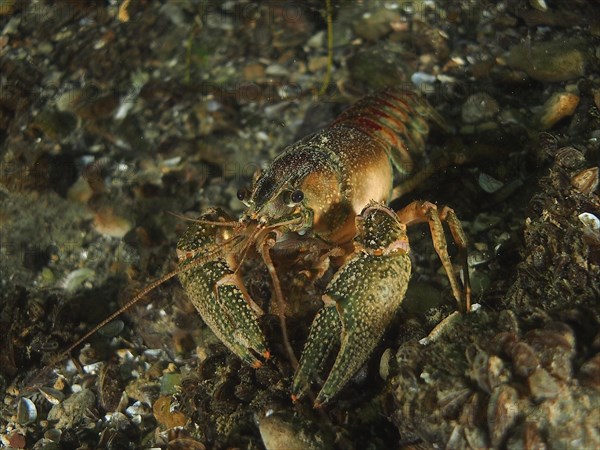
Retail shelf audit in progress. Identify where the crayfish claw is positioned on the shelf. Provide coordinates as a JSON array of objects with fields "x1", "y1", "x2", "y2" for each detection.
[
  {"x1": 293, "y1": 203, "x2": 412, "y2": 405},
  {"x1": 291, "y1": 305, "x2": 341, "y2": 402},
  {"x1": 177, "y1": 209, "x2": 270, "y2": 369}
]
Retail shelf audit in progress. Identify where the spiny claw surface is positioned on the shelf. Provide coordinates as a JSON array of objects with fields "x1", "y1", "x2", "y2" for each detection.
[
  {"x1": 292, "y1": 202, "x2": 412, "y2": 406},
  {"x1": 290, "y1": 305, "x2": 340, "y2": 400},
  {"x1": 177, "y1": 209, "x2": 269, "y2": 367}
]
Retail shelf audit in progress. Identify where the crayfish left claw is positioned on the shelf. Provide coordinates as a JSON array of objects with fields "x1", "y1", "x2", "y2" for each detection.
[
  {"x1": 292, "y1": 202, "x2": 412, "y2": 406},
  {"x1": 177, "y1": 209, "x2": 270, "y2": 368}
]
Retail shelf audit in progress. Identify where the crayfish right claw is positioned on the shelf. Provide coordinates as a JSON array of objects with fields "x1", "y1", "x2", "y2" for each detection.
[
  {"x1": 291, "y1": 305, "x2": 341, "y2": 402},
  {"x1": 292, "y1": 203, "x2": 412, "y2": 406}
]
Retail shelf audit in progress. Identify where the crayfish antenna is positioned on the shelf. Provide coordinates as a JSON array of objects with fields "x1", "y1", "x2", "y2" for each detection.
[
  {"x1": 49, "y1": 269, "x2": 180, "y2": 367},
  {"x1": 48, "y1": 241, "x2": 234, "y2": 369},
  {"x1": 167, "y1": 210, "x2": 242, "y2": 229}
]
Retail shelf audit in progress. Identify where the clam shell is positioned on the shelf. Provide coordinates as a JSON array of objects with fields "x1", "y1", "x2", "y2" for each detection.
[{"x1": 17, "y1": 397, "x2": 37, "y2": 425}]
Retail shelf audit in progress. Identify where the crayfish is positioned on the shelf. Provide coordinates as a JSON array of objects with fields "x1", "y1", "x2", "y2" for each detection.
[{"x1": 57, "y1": 87, "x2": 471, "y2": 407}]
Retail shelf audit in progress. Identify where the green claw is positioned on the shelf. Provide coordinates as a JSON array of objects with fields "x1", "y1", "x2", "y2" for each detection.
[
  {"x1": 292, "y1": 202, "x2": 412, "y2": 406},
  {"x1": 177, "y1": 209, "x2": 269, "y2": 367},
  {"x1": 291, "y1": 305, "x2": 341, "y2": 401}
]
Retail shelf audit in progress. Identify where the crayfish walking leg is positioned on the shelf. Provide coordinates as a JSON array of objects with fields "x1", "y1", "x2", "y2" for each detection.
[{"x1": 397, "y1": 200, "x2": 471, "y2": 313}]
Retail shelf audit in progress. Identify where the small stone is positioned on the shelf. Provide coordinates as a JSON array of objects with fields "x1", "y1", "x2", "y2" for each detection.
[
  {"x1": 243, "y1": 63, "x2": 265, "y2": 81},
  {"x1": 37, "y1": 42, "x2": 53, "y2": 55},
  {"x1": 61, "y1": 268, "x2": 95, "y2": 293},
  {"x1": 153, "y1": 396, "x2": 187, "y2": 429},
  {"x1": 48, "y1": 389, "x2": 95, "y2": 429},
  {"x1": 506, "y1": 38, "x2": 587, "y2": 82},
  {"x1": 93, "y1": 206, "x2": 132, "y2": 238},
  {"x1": 8, "y1": 433, "x2": 25, "y2": 449},
  {"x1": 265, "y1": 64, "x2": 289, "y2": 77},
  {"x1": 308, "y1": 55, "x2": 329, "y2": 73},
  {"x1": 529, "y1": 0, "x2": 548, "y2": 11},
  {"x1": 461, "y1": 93, "x2": 500, "y2": 124},
  {"x1": 353, "y1": 9, "x2": 402, "y2": 41},
  {"x1": 67, "y1": 176, "x2": 94, "y2": 203},
  {"x1": 347, "y1": 50, "x2": 408, "y2": 91},
  {"x1": 528, "y1": 367, "x2": 560, "y2": 401},
  {"x1": 478, "y1": 173, "x2": 504, "y2": 193},
  {"x1": 306, "y1": 30, "x2": 324, "y2": 48},
  {"x1": 536, "y1": 92, "x2": 580, "y2": 130},
  {"x1": 160, "y1": 373, "x2": 183, "y2": 395},
  {"x1": 571, "y1": 167, "x2": 599, "y2": 194}
]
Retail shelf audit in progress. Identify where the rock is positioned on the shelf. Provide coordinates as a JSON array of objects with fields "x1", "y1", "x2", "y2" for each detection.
[
  {"x1": 92, "y1": 206, "x2": 133, "y2": 238},
  {"x1": 243, "y1": 62, "x2": 265, "y2": 81},
  {"x1": 461, "y1": 93, "x2": 500, "y2": 124},
  {"x1": 308, "y1": 55, "x2": 329, "y2": 73},
  {"x1": 257, "y1": 410, "x2": 329, "y2": 450},
  {"x1": 265, "y1": 64, "x2": 289, "y2": 77},
  {"x1": 529, "y1": 0, "x2": 548, "y2": 11},
  {"x1": 506, "y1": 38, "x2": 587, "y2": 82},
  {"x1": 306, "y1": 30, "x2": 324, "y2": 48},
  {"x1": 153, "y1": 395, "x2": 187, "y2": 429},
  {"x1": 347, "y1": 49, "x2": 408, "y2": 91},
  {"x1": 536, "y1": 92, "x2": 580, "y2": 130},
  {"x1": 528, "y1": 367, "x2": 560, "y2": 401},
  {"x1": 353, "y1": 8, "x2": 402, "y2": 42},
  {"x1": 48, "y1": 389, "x2": 95, "y2": 429}
]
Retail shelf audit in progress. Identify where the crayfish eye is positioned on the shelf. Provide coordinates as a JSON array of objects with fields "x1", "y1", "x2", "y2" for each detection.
[
  {"x1": 237, "y1": 187, "x2": 250, "y2": 202},
  {"x1": 291, "y1": 189, "x2": 304, "y2": 203},
  {"x1": 284, "y1": 189, "x2": 304, "y2": 206}
]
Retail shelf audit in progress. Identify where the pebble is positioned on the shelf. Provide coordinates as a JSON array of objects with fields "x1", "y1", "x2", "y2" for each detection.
[
  {"x1": 478, "y1": 173, "x2": 504, "y2": 193},
  {"x1": 93, "y1": 207, "x2": 132, "y2": 238},
  {"x1": 353, "y1": 9, "x2": 402, "y2": 42},
  {"x1": 61, "y1": 268, "x2": 95, "y2": 293},
  {"x1": 506, "y1": 38, "x2": 587, "y2": 82},
  {"x1": 536, "y1": 92, "x2": 580, "y2": 130},
  {"x1": 529, "y1": 0, "x2": 548, "y2": 11},
  {"x1": 265, "y1": 64, "x2": 289, "y2": 77},
  {"x1": 347, "y1": 50, "x2": 407, "y2": 90},
  {"x1": 67, "y1": 176, "x2": 94, "y2": 203},
  {"x1": 48, "y1": 389, "x2": 96, "y2": 429},
  {"x1": 8, "y1": 433, "x2": 25, "y2": 449},
  {"x1": 461, "y1": 93, "x2": 500, "y2": 124},
  {"x1": 306, "y1": 30, "x2": 325, "y2": 48},
  {"x1": 243, "y1": 62, "x2": 265, "y2": 81},
  {"x1": 152, "y1": 396, "x2": 187, "y2": 428},
  {"x1": 308, "y1": 55, "x2": 329, "y2": 73},
  {"x1": 528, "y1": 368, "x2": 560, "y2": 401},
  {"x1": 411, "y1": 72, "x2": 437, "y2": 89}
]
